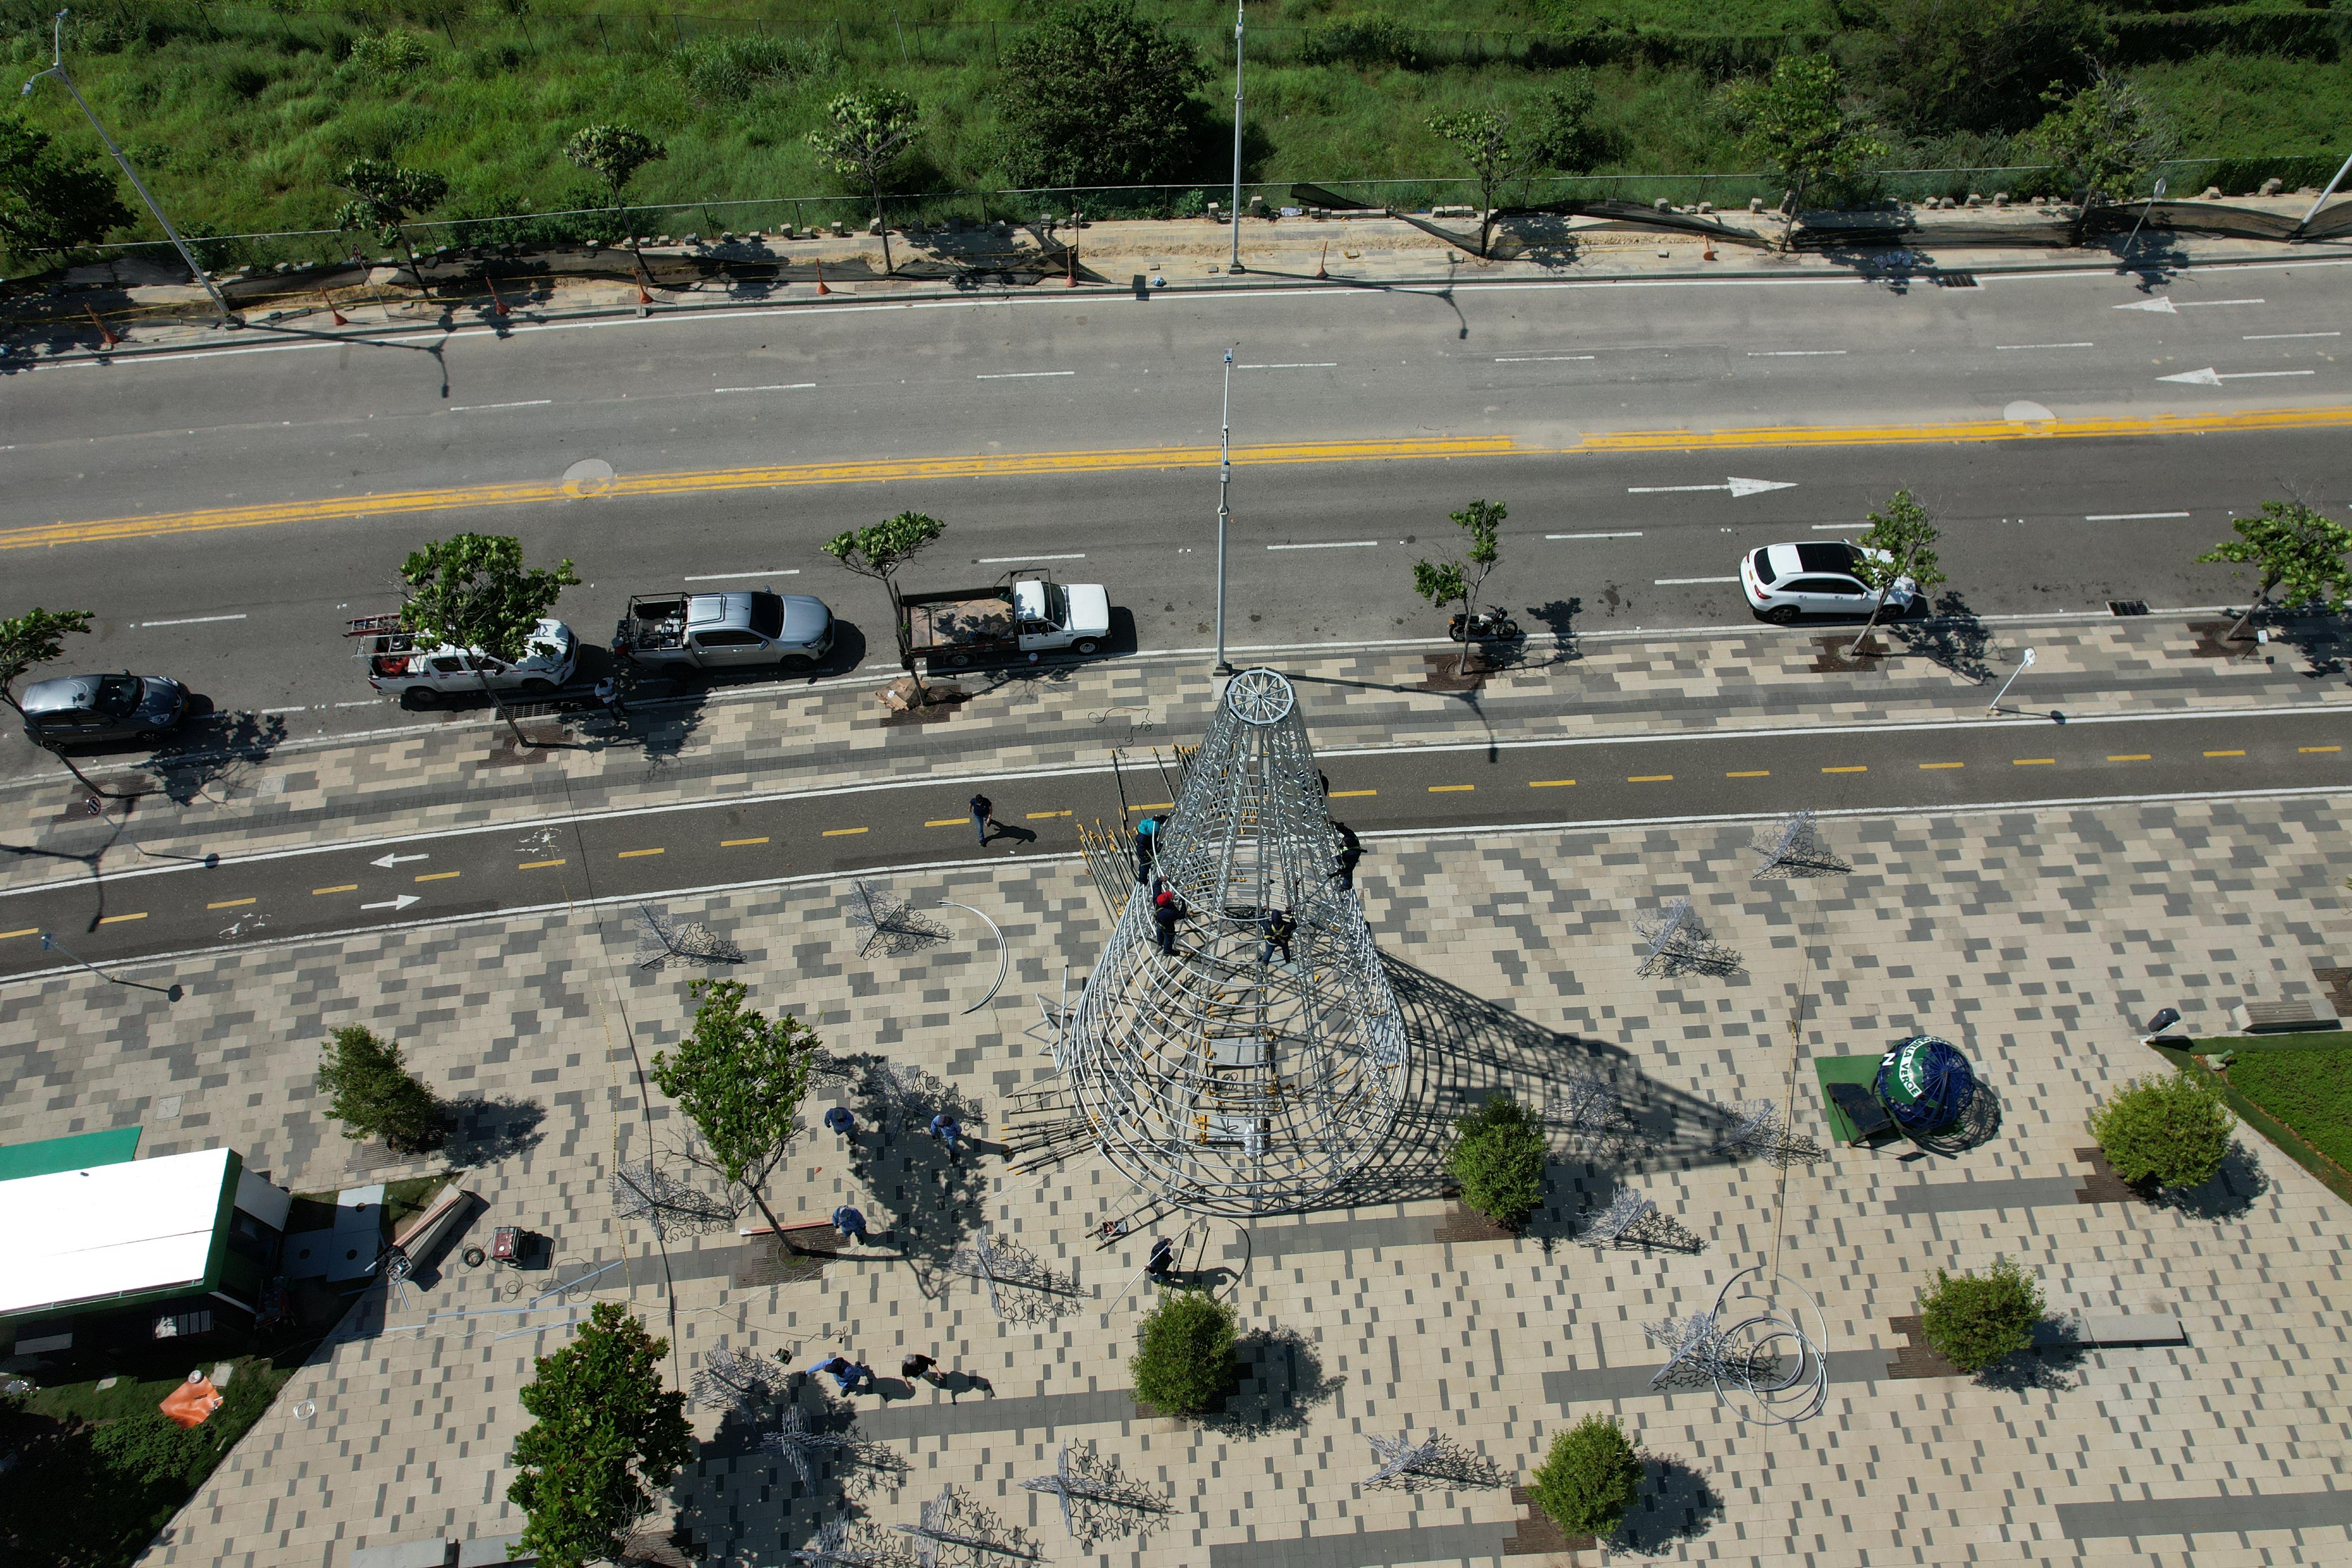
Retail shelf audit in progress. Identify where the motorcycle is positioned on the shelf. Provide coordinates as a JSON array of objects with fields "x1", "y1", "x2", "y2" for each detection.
[{"x1": 1447, "y1": 607, "x2": 1524, "y2": 643}]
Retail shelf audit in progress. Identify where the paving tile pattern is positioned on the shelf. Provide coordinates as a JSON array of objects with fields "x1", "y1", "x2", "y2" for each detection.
[{"x1": 3, "y1": 792, "x2": 2350, "y2": 1566}]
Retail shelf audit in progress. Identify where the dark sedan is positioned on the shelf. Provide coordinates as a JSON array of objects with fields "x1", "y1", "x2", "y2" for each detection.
[{"x1": 18, "y1": 673, "x2": 189, "y2": 748}]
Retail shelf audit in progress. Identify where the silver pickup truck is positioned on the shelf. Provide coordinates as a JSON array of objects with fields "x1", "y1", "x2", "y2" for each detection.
[{"x1": 612, "y1": 591, "x2": 835, "y2": 671}]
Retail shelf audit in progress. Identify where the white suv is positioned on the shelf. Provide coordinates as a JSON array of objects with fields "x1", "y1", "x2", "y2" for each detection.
[
  {"x1": 362, "y1": 618, "x2": 579, "y2": 705},
  {"x1": 1740, "y1": 541, "x2": 1920, "y2": 625}
]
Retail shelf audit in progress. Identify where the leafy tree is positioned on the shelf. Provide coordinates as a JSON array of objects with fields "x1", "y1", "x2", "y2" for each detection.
[
  {"x1": 0, "y1": 605, "x2": 128, "y2": 797},
  {"x1": 824, "y1": 510, "x2": 949, "y2": 699},
  {"x1": 507, "y1": 1301, "x2": 694, "y2": 1568},
  {"x1": 1527, "y1": 1414, "x2": 1644, "y2": 1539},
  {"x1": 396, "y1": 532, "x2": 579, "y2": 743},
  {"x1": 1413, "y1": 497, "x2": 1506, "y2": 675},
  {"x1": 2195, "y1": 500, "x2": 2352, "y2": 641},
  {"x1": 1445, "y1": 1088, "x2": 1547, "y2": 1229},
  {"x1": 1857, "y1": 0, "x2": 2104, "y2": 137},
  {"x1": 565, "y1": 123, "x2": 665, "y2": 277},
  {"x1": 1916, "y1": 1254, "x2": 2044, "y2": 1373},
  {"x1": 2090, "y1": 1071, "x2": 2235, "y2": 1189},
  {"x1": 2023, "y1": 67, "x2": 2172, "y2": 241},
  {"x1": 332, "y1": 158, "x2": 448, "y2": 292},
  {"x1": 1425, "y1": 83, "x2": 1602, "y2": 258},
  {"x1": 994, "y1": 0, "x2": 1210, "y2": 190},
  {"x1": 1129, "y1": 1289, "x2": 1235, "y2": 1418},
  {"x1": 808, "y1": 90, "x2": 922, "y2": 275},
  {"x1": 0, "y1": 110, "x2": 131, "y2": 261},
  {"x1": 317, "y1": 1024, "x2": 445, "y2": 1151},
  {"x1": 1847, "y1": 488, "x2": 1945, "y2": 653},
  {"x1": 648, "y1": 978, "x2": 816, "y2": 1237},
  {"x1": 1720, "y1": 54, "x2": 1888, "y2": 246}
]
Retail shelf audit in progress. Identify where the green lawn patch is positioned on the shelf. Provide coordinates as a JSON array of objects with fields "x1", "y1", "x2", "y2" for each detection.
[
  {"x1": 2146, "y1": 1037, "x2": 2352, "y2": 1206},
  {"x1": 2222, "y1": 1048, "x2": 2352, "y2": 1177}
]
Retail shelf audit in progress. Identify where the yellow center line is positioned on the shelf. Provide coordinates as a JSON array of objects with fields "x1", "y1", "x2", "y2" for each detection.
[
  {"x1": 313, "y1": 883, "x2": 358, "y2": 895},
  {"x1": 617, "y1": 847, "x2": 665, "y2": 859},
  {"x1": 1428, "y1": 784, "x2": 1475, "y2": 793},
  {"x1": 2204, "y1": 749, "x2": 2247, "y2": 758},
  {"x1": 925, "y1": 818, "x2": 967, "y2": 828},
  {"x1": 6, "y1": 435, "x2": 1516, "y2": 552},
  {"x1": 1822, "y1": 765, "x2": 1867, "y2": 774},
  {"x1": 1575, "y1": 402, "x2": 2352, "y2": 454},
  {"x1": 1724, "y1": 770, "x2": 1769, "y2": 778},
  {"x1": 1, "y1": 926, "x2": 38, "y2": 941},
  {"x1": 2107, "y1": 754, "x2": 2151, "y2": 763},
  {"x1": 206, "y1": 898, "x2": 256, "y2": 909},
  {"x1": 1918, "y1": 762, "x2": 1964, "y2": 770},
  {"x1": 1629, "y1": 774, "x2": 1675, "y2": 783},
  {"x1": 1328, "y1": 789, "x2": 1378, "y2": 799},
  {"x1": 1026, "y1": 809, "x2": 1073, "y2": 819},
  {"x1": 1528, "y1": 779, "x2": 1576, "y2": 788},
  {"x1": 2012, "y1": 758, "x2": 2056, "y2": 766},
  {"x1": 97, "y1": 912, "x2": 146, "y2": 925},
  {"x1": 823, "y1": 827, "x2": 868, "y2": 838},
  {"x1": 2300, "y1": 745, "x2": 2342, "y2": 754},
  {"x1": 518, "y1": 857, "x2": 566, "y2": 870},
  {"x1": 721, "y1": 837, "x2": 770, "y2": 847},
  {"x1": 1125, "y1": 802, "x2": 1176, "y2": 812},
  {"x1": 414, "y1": 870, "x2": 460, "y2": 882}
]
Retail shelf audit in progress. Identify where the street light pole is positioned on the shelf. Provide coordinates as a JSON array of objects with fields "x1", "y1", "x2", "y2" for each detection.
[
  {"x1": 22, "y1": 10, "x2": 238, "y2": 328},
  {"x1": 1214, "y1": 346, "x2": 1235, "y2": 677},
  {"x1": 40, "y1": 932, "x2": 183, "y2": 1002},
  {"x1": 1985, "y1": 646, "x2": 2038, "y2": 715},
  {"x1": 1227, "y1": 0, "x2": 1245, "y2": 275}
]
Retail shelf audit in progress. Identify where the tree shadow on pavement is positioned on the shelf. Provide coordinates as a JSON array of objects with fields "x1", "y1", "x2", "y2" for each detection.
[
  {"x1": 440, "y1": 1093, "x2": 547, "y2": 1163},
  {"x1": 1203, "y1": 1324, "x2": 1341, "y2": 1439},
  {"x1": 1520, "y1": 596, "x2": 1584, "y2": 669},
  {"x1": 1612, "y1": 1456, "x2": 1726, "y2": 1554},
  {"x1": 842, "y1": 1062, "x2": 987, "y2": 1303},
  {"x1": 145, "y1": 707, "x2": 290, "y2": 807},
  {"x1": 2158, "y1": 1140, "x2": 2267, "y2": 1222},
  {"x1": 1889, "y1": 591, "x2": 1992, "y2": 683}
]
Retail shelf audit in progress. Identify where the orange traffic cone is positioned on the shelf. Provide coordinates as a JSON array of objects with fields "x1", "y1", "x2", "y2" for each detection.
[
  {"x1": 1315, "y1": 240, "x2": 1330, "y2": 280},
  {"x1": 1703, "y1": 238, "x2": 1718, "y2": 262},
  {"x1": 321, "y1": 290, "x2": 348, "y2": 326},
  {"x1": 814, "y1": 258, "x2": 831, "y2": 295}
]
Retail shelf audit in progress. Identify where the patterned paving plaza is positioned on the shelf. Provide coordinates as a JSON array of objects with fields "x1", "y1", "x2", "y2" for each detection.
[{"x1": 2, "y1": 792, "x2": 2347, "y2": 1567}]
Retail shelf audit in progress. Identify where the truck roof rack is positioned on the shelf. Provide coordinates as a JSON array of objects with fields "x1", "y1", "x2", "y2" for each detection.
[{"x1": 345, "y1": 611, "x2": 404, "y2": 636}]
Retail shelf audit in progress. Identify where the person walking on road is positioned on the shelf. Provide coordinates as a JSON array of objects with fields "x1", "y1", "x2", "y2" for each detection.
[
  {"x1": 594, "y1": 675, "x2": 629, "y2": 724},
  {"x1": 1260, "y1": 908, "x2": 1296, "y2": 965},
  {"x1": 832, "y1": 1204, "x2": 870, "y2": 1245},
  {"x1": 929, "y1": 1112, "x2": 962, "y2": 1156},
  {"x1": 970, "y1": 792, "x2": 998, "y2": 846},
  {"x1": 823, "y1": 1105, "x2": 857, "y2": 1141},
  {"x1": 1152, "y1": 886, "x2": 1182, "y2": 956}
]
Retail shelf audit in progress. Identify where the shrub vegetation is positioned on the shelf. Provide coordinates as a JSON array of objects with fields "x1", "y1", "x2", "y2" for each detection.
[
  {"x1": 2089, "y1": 1069, "x2": 2235, "y2": 1189},
  {"x1": 1129, "y1": 1289, "x2": 1236, "y2": 1418},
  {"x1": 1527, "y1": 1414, "x2": 1644, "y2": 1539},
  {"x1": 1917, "y1": 1254, "x2": 2044, "y2": 1373},
  {"x1": 317, "y1": 1024, "x2": 445, "y2": 1152},
  {"x1": 1446, "y1": 1089, "x2": 1549, "y2": 1229}
]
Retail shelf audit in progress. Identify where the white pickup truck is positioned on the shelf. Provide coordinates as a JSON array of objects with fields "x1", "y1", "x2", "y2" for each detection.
[
  {"x1": 897, "y1": 574, "x2": 1112, "y2": 669},
  {"x1": 351, "y1": 616, "x2": 580, "y2": 706}
]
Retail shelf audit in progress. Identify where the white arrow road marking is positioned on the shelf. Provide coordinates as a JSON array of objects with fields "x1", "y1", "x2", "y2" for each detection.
[
  {"x1": 361, "y1": 894, "x2": 422, "y2": 912},
  {"x1": 369, "y1": 852, "x2": 430, "y2": 868},
  {"x1": 1627, "y1": 478, "x2": 1798, "y2": 497},
  {"x1": 2114, "y1": 297, "x2": 2265, "y2": 313},
  {"x1": 2156, "y1": 367, "x2": 2317, "y2": 384}
]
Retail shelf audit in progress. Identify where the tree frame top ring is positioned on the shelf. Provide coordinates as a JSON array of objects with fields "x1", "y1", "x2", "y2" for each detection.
[{"x1": 1223, "y1": 667, "x2": 1296, "y2": 727}]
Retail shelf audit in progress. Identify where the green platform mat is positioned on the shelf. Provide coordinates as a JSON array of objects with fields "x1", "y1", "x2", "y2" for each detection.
[
  {"x1": 1812, "y1": 1054, "x2": 1886, "y2": 1145},
  {"x1": 0, "y1": 1125, "x2": 141, "y2": 1181}
]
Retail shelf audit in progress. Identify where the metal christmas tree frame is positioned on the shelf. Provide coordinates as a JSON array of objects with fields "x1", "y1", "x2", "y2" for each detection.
[{"x1": 1062, "y1": 669, "x2": 1411, "y2": 1216}]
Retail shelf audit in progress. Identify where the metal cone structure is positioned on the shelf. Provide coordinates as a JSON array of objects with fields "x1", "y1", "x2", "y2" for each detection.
[{"x1": 1063, "y1": 668, "x2": 1409, "y2": 1214}]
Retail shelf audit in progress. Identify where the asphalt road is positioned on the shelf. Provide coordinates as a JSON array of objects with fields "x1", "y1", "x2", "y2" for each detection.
[
  {"x1": 5, "y1": 704, "x2": 2341, "y2": 981},
  {"x1": 4, "y1": 255, "x2": 2348, "y2": 764}
]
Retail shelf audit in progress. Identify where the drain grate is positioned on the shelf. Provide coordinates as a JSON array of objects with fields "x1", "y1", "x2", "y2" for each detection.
[
  {"x1": 1930, "y1": 271, "x2": 1979, "y2": 287},
  {"x1": 2108, "y1": 600, "x2": 2149, "y2": 616}
]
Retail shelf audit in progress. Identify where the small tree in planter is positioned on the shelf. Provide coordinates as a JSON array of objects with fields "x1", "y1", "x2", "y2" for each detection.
[
  {"x1": 1917, "y1": 1254, "x2": 2043, "y2": 1374},
  {"x1": 1528, "y1": 1414, "x2": 1644, "y2": 1540},
  {"x1": 2089, "y1": 1069, "x2": 2235, "y2": 1190},
  {"x1": 317, "y1": 1025, "x2": 445, "y2": 1152},
  {"x1": 1129, "y1": 1289, "x2": 1235, "y2": 1418},
  {"x1": 1445, "y1": 1088, "x2": 1548, "y2": 1230}
]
